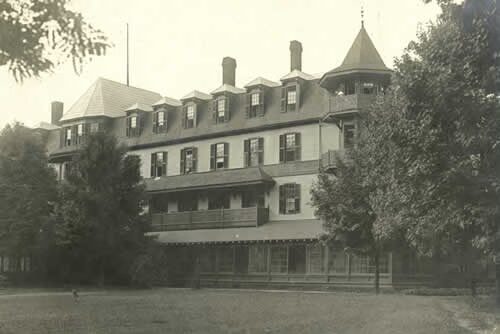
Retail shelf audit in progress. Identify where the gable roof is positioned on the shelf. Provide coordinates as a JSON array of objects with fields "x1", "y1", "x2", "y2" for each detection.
[
  {"x1": 280, "y1": 69, "x2": 315, "y2": 81},
  {"x1": 181, "y1": 90, "x2": 212, "y2": 101},
  {"x1": 153, "y1": 96, "x2": 182, "y2": 107},
  {"x1": 125, "y1": 102, "x2": 153, "y2": 112},
  {"x1": 244, "y1": 77, "x2": 281, "y2": 88},
  {"x1": 59, "y1": 78, "x2": 161, "y2": 122},
  {"x1": 211, "y1": 84, "x2": 246, "y2": 95}
]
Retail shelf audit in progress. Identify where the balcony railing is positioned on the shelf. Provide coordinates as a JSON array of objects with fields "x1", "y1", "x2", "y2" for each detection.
[
  {"x1": 321, "y1": 150, "x2": 347, "y2": 170},
  {"x1": 330, "y1": 94, "x2": 376, "y2": 115},
  {"x1": 151, "y1": 207, "x2": 269, "y2": 231}
]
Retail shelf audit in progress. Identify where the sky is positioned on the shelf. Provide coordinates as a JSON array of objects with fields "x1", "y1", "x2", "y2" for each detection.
[{"x1": 0, "y1": 0, "x2": 441, "y2": 128}]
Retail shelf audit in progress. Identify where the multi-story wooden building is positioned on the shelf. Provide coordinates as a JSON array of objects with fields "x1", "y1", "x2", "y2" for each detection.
[{"x1": 34, "y1": 25, "x2": 448, "y2": 289}]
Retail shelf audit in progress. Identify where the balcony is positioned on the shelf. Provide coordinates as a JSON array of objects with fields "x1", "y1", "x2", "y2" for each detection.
[
  {"x1": 151, "y1": 207, "x2": 269, "y2": 231},
  {"x1": 329, "y1": 94, "x2": 376, "y2": 116},
  {"x1": 321, "y1": 150, "x2": 347, "y2": 171}
]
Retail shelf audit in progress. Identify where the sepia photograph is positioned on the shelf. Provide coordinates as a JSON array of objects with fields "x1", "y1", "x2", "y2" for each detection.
[{"x1": 0, "y1": 0, "x2": 499, "y2": 333}]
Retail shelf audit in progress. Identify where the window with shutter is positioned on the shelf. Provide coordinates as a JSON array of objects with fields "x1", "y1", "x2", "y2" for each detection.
[
  {"x1": 153, "y1": 109, "x2": 167, "y2": 134},
  {"x1": 247, "y1": 89, "x2": 265, "y2": 118},
  {"x1": 183, "y1": 148, "x2": 195, "y2": 174},
  {"x1": 151, "y1": 152, "x2": 167, "y2": 177},
  {"x1": 245, "y1": 137, "x2": 263, "y2": 167},
  {"x1": 280, "y1": 133, "x2": 301, "y2": 162},
  {"x1": 126, "y1": 114, "x2": 141, "y2": 137},
  {"x1": 185, "y1": 104, "x2": 195, "y2": 128},
  {"x1": 64, "y1": 127, "x2": 72, "y2": 146},
  {"x1": 279, "y1": 183, "x2": 300, "y2": 214},
  {"x1": 212, "y1": 142, "x2": 228, "y2": 170},
  {"x1": 281, "y1": 84, "x2": 300, "y2": 112}
]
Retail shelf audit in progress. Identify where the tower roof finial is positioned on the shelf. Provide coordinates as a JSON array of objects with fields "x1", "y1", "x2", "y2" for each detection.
[{"x1": 361, "y1": 5, "x2": 364, "y2": 28}]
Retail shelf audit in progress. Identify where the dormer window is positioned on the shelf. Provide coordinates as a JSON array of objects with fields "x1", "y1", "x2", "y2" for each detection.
[
  {"x1": 251, "y1": 93, "x2": 260, "y2": 106},
  {"x1": 126, "y1": 114, "x2": 141, "y2": 137},
  {"x1": 245, "y1": 89, "x2": 265, "y2": 118},
  {"x1": 287, "y1": 88, "x2": 297, "y2": 105},
  {"x1": 280, "y1": 84, "x2": 301, "y2": 113},
  {"x1": 183, "y1": 104, "x2": 197, "y2": 129},
  {"x1": 212, "y1": 95, "x2": 230, "y2": 124},
  {"x1": 153, "y1": 109, "x2": 167, "y2": 134}
]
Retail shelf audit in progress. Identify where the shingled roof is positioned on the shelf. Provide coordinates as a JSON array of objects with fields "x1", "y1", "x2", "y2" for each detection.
[
  {"x1": 60, "y1": 78, "x2": 161, "y2": 122},
  {"x1": 321, "y1": 26, "x2": 391, "y2": 80},
  {"x1": 146, "y1": 167, "x2": 274, "y2": 193}
]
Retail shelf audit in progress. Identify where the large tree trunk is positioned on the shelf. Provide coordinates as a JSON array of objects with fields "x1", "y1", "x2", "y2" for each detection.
[{"x1": 374, "y1": 249, "x2": 380, "y2": 295}]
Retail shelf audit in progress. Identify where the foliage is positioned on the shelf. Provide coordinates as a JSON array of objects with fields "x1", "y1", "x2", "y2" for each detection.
[
  {"x1": 311, "y1": 150, "x2": 386, "y2": 293},
  {"x1": 0, "y1": 123, "x2": 57, "y2": 261},
  {"x1": 356, "y1": 1, "x2": 500, "y2": 259},
  {"x1": 0, "y1": 0, "x2": 110, "y2": 82},
  {"x1": 129, "y1": 242, "x2": 169, "y2": 288},
  {"x1": 54, "y1": 132, "x2": 150, "y2": 285}
]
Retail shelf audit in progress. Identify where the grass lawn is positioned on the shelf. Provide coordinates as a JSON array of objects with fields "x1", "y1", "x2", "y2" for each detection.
[{"x1": 0, "y1": 288, "x2": 497, "y2": 333}]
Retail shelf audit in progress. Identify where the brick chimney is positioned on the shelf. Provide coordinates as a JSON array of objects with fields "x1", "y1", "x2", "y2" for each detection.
[
  {"x1": 222, "y1": 57, "x2": 236, "y2": 86},
  {"x1": 51, "y1": 101, "x2": 63, "y2": 125},
  {"x1": 290, "y1": 40, "x2": 303, "y2": 71}
]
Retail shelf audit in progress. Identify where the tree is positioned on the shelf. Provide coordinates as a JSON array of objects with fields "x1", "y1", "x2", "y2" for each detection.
[
  {"x1": 0, "y1": 0, "x2": 110, "y2": 82},
  {"x1": 312, "y1": 0, "x2": 500, "y2": 292},
  {"x1": 54, "y1": 132, "x2": 150, "y2": 285},
  {"x1": 0, "y1": 123, "x2": 57, "y2": 274},
  {"x1": 311, "y1": 150, "x2": 387, "y2": 294},
  {"x1": 368, "y1": 0, "x2": 500, "y2": 256}
]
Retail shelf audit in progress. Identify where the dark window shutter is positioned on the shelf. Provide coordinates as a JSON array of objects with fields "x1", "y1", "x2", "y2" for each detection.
[
  {"x1": 295, "y1": 133, "x2": 301, "y2": 161},
  {"x1": 294, "y1": 183, "x2": 301, "y2": 213},
  {"x1": 279, "y1": 134, "x2": 285, "y2": 162},
  {"x1": 258, "y1": 90, "x2": 265, "y2": 116},
  {"x1": 151, "y1": 153, "x2": 156, "y2": 177},
  {"x1": 296, "y1": 83, "x2": 301, "y2": 110},
  {"x1": 72, "y1": 125, "x2": 78, "y2": 145},
  {"x1": 139, "y1": 114, "x2": 144, "y2": 135},
  {"x1": 211, "y1": 99, "x2": 217, "y2": 123},
  {"x1": 59, "y1": 129, "x2": 64, "y2": 148},
  {"x1": 153, "y1": 112, "x2": 158, "y2": 133},
  {"x1": 280, "y1": 87, "x2": 287, "y2": 112},
  {"x1": 258, "y1": 137, "x2": 264, "y2": 164},
  {"x1": 163, "y1": 152, "x2": 168, "y2": 176},
  {"x1": 182, "y1": 106, "x2": 187, "y2": 128},
  {"x1": 193, "y1": 104, "x2": 197, "y2": 127},
  {"x1": 224, "y1": 95, "x2": 230, "y2": 122},
  {"x1": 126, "y1": 117, "x2": 130, "y2": 136},
  {"x1": 243, "y1": 139, "x2": 250, "y2": 167},
  {"x1": 192, "y1": 147, "x2": 198, "y2": 172},
  {"x1": 223, "y1": 142, "x2": 229, "y2": 168},
  {"x1": 210, "y1": 144, "x2": 216, "y2": 170},
  {"x1": 84, "y1": 123, "x2": 90, "y2": 138},
  {"x1": 180, "y1": 149, "x2": 185, "y2": 174},
  {"x1": 279, "y1": 185, "x2": 285, "y2": 214},
  {"x1": 245, "y1": 93, "x2": 251, "y2": 118}
]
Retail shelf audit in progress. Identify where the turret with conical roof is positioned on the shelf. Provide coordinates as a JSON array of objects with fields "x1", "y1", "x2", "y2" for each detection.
[
  {"x1": 320, "y1": 25, "x2": 391, "y2": 92},
  {"x1": 320, "y1": 25, "x2": 391, "y2": 121}
]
